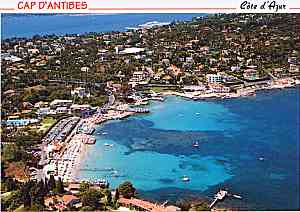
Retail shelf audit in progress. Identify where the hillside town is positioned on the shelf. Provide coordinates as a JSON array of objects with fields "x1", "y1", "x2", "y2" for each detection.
[{"x1": 1, "y1": 13, "x2": 300, "y2": 211}]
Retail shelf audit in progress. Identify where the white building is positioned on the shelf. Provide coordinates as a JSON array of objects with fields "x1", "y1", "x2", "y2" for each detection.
[
  {"x1": 50, "y1": 99, "x2": 73, "y2": 109},
  {"x1": 289, "y1": 64, "x2": 299, "y2": 73},
  {"x1": 186, "y1": 57, "x2": 194, "y2": 63},
  {"x1": 81, "y1": 67, "x2": 90, "y2": 72},
  {"x1": 37, "y1": 107, "x2": 51, "y2": 115},
  {"x1": 55, "y1": 107, "x2": 69, "y2": 114},
  {"x1": 120, "y1": 47, "x2": 145, "y2": 54},
  {"x1": 231, "y1": 66, "x2": 240, "y2": 72},
  {"x1": 71, "y1": 87, "x2": 90, "y2": 98},
  {"x1": 206, "y1": 74, "x2": 222, "y2": 83},
  {"x1": 131, "y1": 71, "x2": 146, "y2": 82}
]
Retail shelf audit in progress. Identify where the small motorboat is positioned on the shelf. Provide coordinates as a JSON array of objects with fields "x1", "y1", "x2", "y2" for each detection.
[
  {"x1": 193, "y1": 142, "x2": 199, "y2": 148},
  {"x1": 181, "y1": 175, "x2": 190, "y2": 182},
  {"x1": 196, "y1": 112, "x2": 200, "y2": 115},
  {"x1": 233, "y1": 194, "x2": 242, "y2": 199},
  {"x1": 104, "y1": 143, "x2": 114, "y2": 147},
  {"x1": 258, "y1": 157, "x2": 264, "y2": 161},
  {"x1": 102, "y1": 132, "x2": 108, "y2": 135}
]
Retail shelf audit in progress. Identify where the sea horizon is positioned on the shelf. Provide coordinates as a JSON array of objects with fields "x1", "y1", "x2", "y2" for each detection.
[{"x1": 1, "y1": 13, "x2": 205, "y2": 39}]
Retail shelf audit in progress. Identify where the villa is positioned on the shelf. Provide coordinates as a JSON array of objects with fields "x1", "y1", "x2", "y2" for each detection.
[
  {"x1": 243, "y1": 69, "x2": 259, "y2": 81},
  {"x1": 71, "y1": 87, "x2": 90, "y2": 99},
  {"x1": 44, "y1": 195, "x2": 81, "y2": 210},
  {"x1": 206, "y1": 73, "x2": 222, "y2": 83},
  {"x1": 131, "y1": 71, "x2": 147, "y2": 82}
]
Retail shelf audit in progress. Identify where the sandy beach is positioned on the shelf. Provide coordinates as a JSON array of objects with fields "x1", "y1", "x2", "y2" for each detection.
[
  {"x1": 54, "y1": 105, "x2": 140, "y2": 182},
  {"x1": 71, "y1": 141, "x2": 88, "y2": 182}
]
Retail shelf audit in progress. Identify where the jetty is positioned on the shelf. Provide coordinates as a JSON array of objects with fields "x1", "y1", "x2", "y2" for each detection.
[
  {"x1": 209, "y1": 189, "x2": 242, "y2": 209},
  {"x1": 209, "y1": 190, "x2": 228, "y2": 209},
  {"x1": 127, "y1": 108, "x2": 150, "y2": 113}
]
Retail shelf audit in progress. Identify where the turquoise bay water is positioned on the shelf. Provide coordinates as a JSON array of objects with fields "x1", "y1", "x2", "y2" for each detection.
[
  {"x1": 79, "y1": 88, "x2": 299, "y2": 210},
  {"x1": 80, "y1": 140, "x2": 232, "y2": 191}
]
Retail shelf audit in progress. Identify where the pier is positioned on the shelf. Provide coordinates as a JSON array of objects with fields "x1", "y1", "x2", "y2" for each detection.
[
  {"x1": 209, "y1": 189, "x2": 242, "y2": 209},
  {"x1": 209, "y1": 190, "x2": 228, "y2": 209},
  {"x1": 127, "y1": 108, "x2": 150, "y2": 113}
]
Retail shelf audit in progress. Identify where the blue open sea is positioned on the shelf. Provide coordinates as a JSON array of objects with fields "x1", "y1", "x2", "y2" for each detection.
[
  {"x1": 1, "y1": 13, "x2": 201, "y2": 39},
  {"x1": 79, "y1": 88, "x2": 300, "y2": 210}
]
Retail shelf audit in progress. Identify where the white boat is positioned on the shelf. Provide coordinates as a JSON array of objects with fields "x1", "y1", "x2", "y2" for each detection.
[
  {"x1": 233, "y1": 194, "x2": 242, "y2": 199},
  {"x1": 193, "y1": 142, "x2": 199, "y2": 147},
  {"x1": 102, "y1": 132, "x2": 108, "y2": 135},
  {"x1": 181, "y1": 176, "x2": 190, "y2": 182},
  {"x1": 104, "y1": 143, "x2": 114, "y2": 147},
  {"x1": 196, "y1": 112, "x2": 201, "y2": 115}
]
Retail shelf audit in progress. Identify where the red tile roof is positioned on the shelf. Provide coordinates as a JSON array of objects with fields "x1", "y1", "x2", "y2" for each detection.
[{"x1": 62, "y1": 194, "x2": 79, "y2": 205}]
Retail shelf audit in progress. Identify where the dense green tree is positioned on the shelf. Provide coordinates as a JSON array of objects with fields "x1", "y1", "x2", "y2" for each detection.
[
  {"x1": 2, "y1": 145, "x2": 18, "y2": 162},
  {"x1": 55, "y1": 177, "x2": 64, "y2": 194},
  {"x1": 80, "y1": 189, "x2": 103, "y2": 209},
  {"x1": 80, "y1": 206, "x2": 94, "y2": 211},
  {"x1": 114, "y1": 188, "x2": 119, "y2": 201},
  {"x1": 194, "y1": 202, "x2": 210, "y2": 211},
  {"x1": 44, "y1": 177, "x2": 49, "y2": 193},
  {"x1": 106, "y1": 190, "x2": 112, "y2": 205},
  {"x1": 21, "y1": 182, "x2": 32, "y2": 208},
  {"x1": 1, "y1": 161, "x2": 6, "y2": 179},
  {"x1": 31, "y1": 180, "x2": 46, "y2": 210},
  {"x1": 118, "y1": 181, "x2": 136, "y2": 199},
  {"x1": 176, "y1": 199, "x2": 191, "y2": 211},
  {"x1": 5, "y1": 177, "x2": 17, "y2": 191},
  {"x1": 79, "y1": 181, "x2": 90, "y2": 193},
  {"x1": 2, "y1": 190, "x2": 22, "y2": 211},
  {"x1": 48, "y1": 175, "x2": 56, "y2": 191}
]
